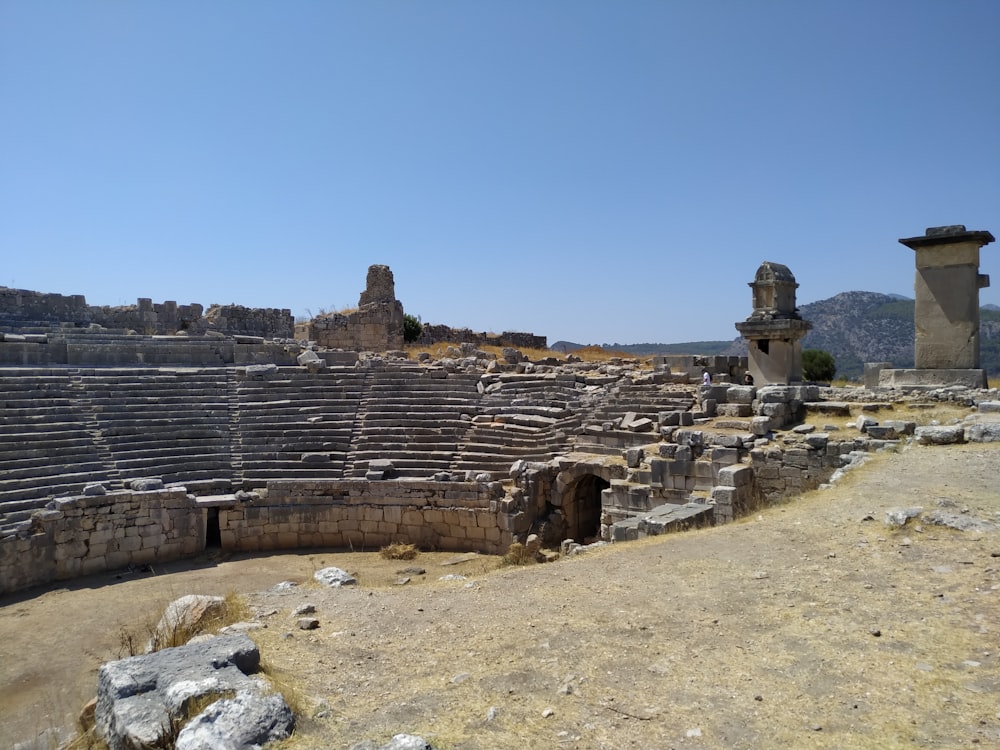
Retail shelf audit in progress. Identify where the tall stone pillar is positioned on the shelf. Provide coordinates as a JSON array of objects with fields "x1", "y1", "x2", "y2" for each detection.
[
  {"x1": 735, "y1": 262, "x2": 812, "y2": 385},
  {"x1": 898, "y1": 225, "x2": 994, "y2": 370}
]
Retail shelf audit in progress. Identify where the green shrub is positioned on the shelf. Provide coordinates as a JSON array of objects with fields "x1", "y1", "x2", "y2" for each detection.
[
  {"x1": 403, "y1": 314, "x2": 423, "y2": 343},
  {"x1": 802, "y1": 349, "x2": 836, "y2": 382}
]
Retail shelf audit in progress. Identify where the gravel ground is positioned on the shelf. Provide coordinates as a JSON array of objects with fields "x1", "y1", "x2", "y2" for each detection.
[{"x1": 2, "y1": 440, "x2": 999, "y2": 750}]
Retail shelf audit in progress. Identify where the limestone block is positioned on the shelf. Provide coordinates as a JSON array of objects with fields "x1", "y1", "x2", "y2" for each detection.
[
  {"x1": 759, "y1": 403, "x2": 788, "y2": 418},
  {"x1": 881, "y1": 420, "x2": 916, "y2": 435},
  {"x1": 968, "y1": 423, "x2": 1000, "y2": 442},
  {"x1": 726, "y1": 385, "x2": 756, "y2": 404},
  {"x1": 716, "y1": 403, "x2": 753, "y2": 418},
  {"x1": 711, "y1": 486, "x2": 738, "y2": 504},
  {"x1": 718, "y1": 465, "x2": 754, "y2": 487},
  {"x1": 757, "y1": 386, "x2": 792, "y2": 403},
  {"x1": 659, "y1": 411, "x2": 681, "y2": 426},
  {"x1": 915, "y1": 425, "x2": 965, "y2": 445}
]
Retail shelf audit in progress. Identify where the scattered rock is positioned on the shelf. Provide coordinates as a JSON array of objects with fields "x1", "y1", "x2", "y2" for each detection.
[
  {"x1": 884, "y1": 507, "x2": 922, "y2": 528},
  {"x1": 95, "y1": 634, "x2": 292, "y2": 750},
  {"x1": 129, "y1": 477, "x2": 164, "y2": 491},
  {"x1": 922, "y1": 511, "x2": 997, "y2": 532},
  {"x1": 147, "y1": 594, "x2": 225, "y2": 652},
  {"x1": 313, "y1": 567, "x2": 358, "y2": 587},
  {"x1": 915, "y1": 425, "x2": 965, "y2": 445},
  {"x1": 175, "y1": 691, "x2": 294, "y2": 750},
  {"x1": 297, "y1": 617, "x2": 320, "y2": 630}
]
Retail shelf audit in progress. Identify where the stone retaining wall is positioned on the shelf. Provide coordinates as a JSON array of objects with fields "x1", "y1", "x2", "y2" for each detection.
[
  {"x1": 221, "y1": 479, "x2": 514, "y2": 555},
  {"x1": 416, "y1": 324, "x2": 546, "y2": 351},
  {"x1": 0, "y1": 285, "x2": 293, "y2": 338},
  {"x1": 0, "y1": 480, "x2": 520, "y2": 594},
  {"x1": 0, "y1": 488, "x2": 204, "y2": 594}
]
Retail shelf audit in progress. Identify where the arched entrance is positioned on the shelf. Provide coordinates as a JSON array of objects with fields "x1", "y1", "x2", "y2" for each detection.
[{"x1": 563, "y1": 473, "x2": 609, "y2": 543}]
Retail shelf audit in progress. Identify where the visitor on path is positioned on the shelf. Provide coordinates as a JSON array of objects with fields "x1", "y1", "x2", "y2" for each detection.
[
  {"x1": 702, "y1": 370, "x2": 711, "y2": 386},
  {"x1": 743, "y1": 371, "x2": 754, "y2": 385}
]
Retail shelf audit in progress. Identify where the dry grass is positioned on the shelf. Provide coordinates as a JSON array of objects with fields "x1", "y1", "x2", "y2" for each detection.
[
  {"x1": 379, "y1": 543, "x2": 419, "y2": 561},
  {"x1": 115, "y1": 590, "x2": 251, "y2": 657},
  {"x1": 500, "y1": 541, "x2": 535, "y2": 566},
  {"x1": 402, "y1": 341, "x2": 651, "y2": 367}
]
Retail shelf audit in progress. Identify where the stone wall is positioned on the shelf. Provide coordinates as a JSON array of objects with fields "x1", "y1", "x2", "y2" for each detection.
[
  {"x1": 308, "y1": 303, "x2": 404, "y2": 351},
  {"x1": 220, "y1": 479, "x2": 513, "y2": 555},
  {"x1": 0, "y1": 488, "x2": 204, "y2": 595},
  {"x1": 0, "y1": 479, "x2": 520, "y2": 595},
  {"x1": 0, "y1": 333, "x2": 300, "y2": 366},
  {"x1": 416, "y1": 324, "x2": 547, "y2": 351},
  {"x1": 0, "y1": 286, "x2": 90, "y2": 323},
  {"x1": 0, "y1": 286, "x2": 293, "y2": 338},
  {"x1": 202, "y1": 304, "x2": 294, "y2": 338}
]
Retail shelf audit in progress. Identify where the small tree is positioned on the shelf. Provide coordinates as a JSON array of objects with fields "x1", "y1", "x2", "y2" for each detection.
[
  {"x1": 802, "y1": 349, "x2": 836, "y2": 382},
  {"x1": 403, "y1": 314, "x2": 423, "y2": 344}
]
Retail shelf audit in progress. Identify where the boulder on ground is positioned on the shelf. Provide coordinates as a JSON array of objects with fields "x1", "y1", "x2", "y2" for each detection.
[
  {"x1": 914, "y1": 425, "x2": 965, "y2": 445},
  {"x1": 96, "y1": 634, "x2": 292, "y2": 750},
  {"x1": 313, "y1": 567, "x2": 358, "y2": 587},
  {"x1": 147, "y1": 594, "x2": 225, "y2": 652}
]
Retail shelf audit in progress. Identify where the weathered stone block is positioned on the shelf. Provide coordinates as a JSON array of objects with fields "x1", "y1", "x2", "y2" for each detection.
[{"x1": 915, "y1": 425, "x2": 965, "y2": 445}]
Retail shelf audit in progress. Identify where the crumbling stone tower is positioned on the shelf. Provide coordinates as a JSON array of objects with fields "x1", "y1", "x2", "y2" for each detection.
[
  {"x1": 307, "y1": 265, "x2": 405, "y2": 351},
  {"x1": 735, "y1": 262, "x2": 812, "y2": 385},
  {"x1": 899, "y1": 225, "x2": 995, "y2": 371}
]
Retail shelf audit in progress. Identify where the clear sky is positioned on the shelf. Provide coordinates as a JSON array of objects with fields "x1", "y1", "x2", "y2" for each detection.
[{"x1": 2, "y1": 1, "x2": 998, "y2": 346}]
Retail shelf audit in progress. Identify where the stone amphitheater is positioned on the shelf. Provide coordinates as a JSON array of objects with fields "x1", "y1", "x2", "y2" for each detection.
[{"x1": 2, "y1": 262, "x2": 998, "y2": 597}]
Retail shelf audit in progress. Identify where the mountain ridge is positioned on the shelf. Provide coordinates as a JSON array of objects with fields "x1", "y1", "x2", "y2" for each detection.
[{"x1": 555, "y1": 291, "x2": 1000, "y2": 380}]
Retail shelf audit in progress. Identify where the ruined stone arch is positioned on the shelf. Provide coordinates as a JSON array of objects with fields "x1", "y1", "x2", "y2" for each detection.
[{"x1": 552, "y1": 462, "x2": 624, "y2": 544}]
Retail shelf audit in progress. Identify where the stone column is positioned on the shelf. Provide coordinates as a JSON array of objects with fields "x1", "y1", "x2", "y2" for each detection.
[{"x1": 898, "y1": 225, "x2": 994, "y2": 370}]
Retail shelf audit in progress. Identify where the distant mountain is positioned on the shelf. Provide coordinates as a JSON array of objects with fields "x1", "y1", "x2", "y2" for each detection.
[
  {"x1": 601, "y1": 341, "x2": 737, "y2": 357},
  {"x1": 798, "y1": 291, "x2": 917, "y2": 379},
  {"x1": 566, "y1": 291, "x2": 1000, "y2": 381}
]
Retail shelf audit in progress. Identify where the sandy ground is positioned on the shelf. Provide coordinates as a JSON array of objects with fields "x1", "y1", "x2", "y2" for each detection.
[{"x1": 2, "y1": 441, "x2": 999, "y2": 749}]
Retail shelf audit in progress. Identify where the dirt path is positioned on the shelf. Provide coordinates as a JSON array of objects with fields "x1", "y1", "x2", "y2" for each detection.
[{"x1": 2, "y1": 442, "x2": 999, "y2": 749}]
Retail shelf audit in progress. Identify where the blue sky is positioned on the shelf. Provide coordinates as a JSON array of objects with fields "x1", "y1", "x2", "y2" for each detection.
[{"x1": 2, "y1": 1, "x2": 998, "y2": 346}]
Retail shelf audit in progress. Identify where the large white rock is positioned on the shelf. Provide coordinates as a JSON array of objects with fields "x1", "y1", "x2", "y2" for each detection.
[{"x1": 313, "y1": 567, "x2": 358, "y2": 587}]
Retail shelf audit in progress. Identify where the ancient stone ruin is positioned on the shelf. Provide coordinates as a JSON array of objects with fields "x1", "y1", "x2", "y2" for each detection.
[
  {"x1": 300, "y1": 264, "x2": 406, "y2": 351},
  {"x1": 1, "y1": 246, "x2": 999, "y2": 597},
  {"x1": 735, "y1": 261, "x2": 812, "y2": 385},
  {"x1": 876, "y1": 225, "x2": 996, "y2": 389}
]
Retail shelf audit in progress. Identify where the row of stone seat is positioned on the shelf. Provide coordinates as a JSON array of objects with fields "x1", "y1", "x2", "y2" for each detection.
[
  {"x1": 74, "y1": 368, "x2": 234, "y2": 487},
  {"x1": 1, "y1": 364, "x2": 686, "y2": 527},
  {"x1": 453, "y1": 373, "x2": 586, "y2": 476},
  {"x1": 347, "y1": 368, "x2": 482, "y2": 478},
  {"x1": 0, "y1": 371, "x2": 115, "y2": 520},
  {"x1": 234, "y1": 368, "x2": 365, "y2": 486}
]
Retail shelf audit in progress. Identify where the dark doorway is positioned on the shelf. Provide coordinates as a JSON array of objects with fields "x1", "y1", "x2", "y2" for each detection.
[
  {"x1": 205, "y1": 507, "x2": 221, "y2": 548},
  {"x1": 565, "y1": 474, "x2": 609, "y2": 543}
]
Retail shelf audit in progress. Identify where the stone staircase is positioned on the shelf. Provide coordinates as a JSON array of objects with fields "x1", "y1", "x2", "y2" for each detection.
[
  {"x1": 454, "y1": 373, "x2": 584, "y2": 477},
  {"x1": 346, "y1": 366, "x2": 481, "y2": 478},
  {"x1": 575, "y1": 382, "x2": 696, "y2": 455},
  {"x1": 78, "y1": 368, "x2": 234, "y2": 486},
  {"x1": 0, "y1": 369, "x2": 114, "y2": 534},
  {"x1": 235, "y1": 366, "x2": 364, "y2": 486}
]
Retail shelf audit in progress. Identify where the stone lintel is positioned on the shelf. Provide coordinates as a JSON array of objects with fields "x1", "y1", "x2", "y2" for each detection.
[
  {"x1": 735, "y1": 318, "x2": 812, "y2": 340},
  {"x1": 899, "y1": 225, "x2": 995, "y2": 251}
]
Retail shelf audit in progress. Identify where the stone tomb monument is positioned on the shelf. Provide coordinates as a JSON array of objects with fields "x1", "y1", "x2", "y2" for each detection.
[
  {"x1": 735, "y1": 262, "x2": 812, "y2": 385},
  {"x1": 879, "y1": 225, "x2": 995, "y2": 389}
]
